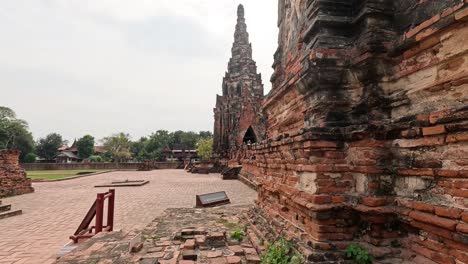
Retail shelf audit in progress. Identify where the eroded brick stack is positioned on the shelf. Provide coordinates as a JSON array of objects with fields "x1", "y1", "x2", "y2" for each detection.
[
  {"x1": 224, "y1": 1, "x2": 468, "y2": 263},
  {"x1": 0, "y1": 150, "x2": 34, "y2": 198}
]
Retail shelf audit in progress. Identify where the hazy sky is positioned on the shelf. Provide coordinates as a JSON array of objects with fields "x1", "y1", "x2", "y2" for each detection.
[{"x1": 0, "y1": 0, "x2": 278, "y2": 142}]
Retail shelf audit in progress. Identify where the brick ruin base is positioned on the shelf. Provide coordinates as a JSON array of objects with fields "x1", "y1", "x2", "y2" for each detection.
[
  {"x1": 221, "y1": 1, "x2": 468, "y2": 263},
  {"x1": 0, "y1": 150, "x2": 34, "y2": 198}
]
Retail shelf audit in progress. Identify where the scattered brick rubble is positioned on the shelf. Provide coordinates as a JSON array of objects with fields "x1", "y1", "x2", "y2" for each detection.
[{"x1": 56, "y1": 206, "x2": 267, "y2": 264}]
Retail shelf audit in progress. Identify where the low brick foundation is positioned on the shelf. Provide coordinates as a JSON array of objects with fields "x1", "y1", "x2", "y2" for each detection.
[{"x1": 0, "y1": 150, "x2": 34, "y2": 198}]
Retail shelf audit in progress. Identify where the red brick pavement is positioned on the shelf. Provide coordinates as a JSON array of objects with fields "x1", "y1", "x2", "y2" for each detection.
[{"x1": 0, "y1": 170, "x2": 256, "y2": 264}]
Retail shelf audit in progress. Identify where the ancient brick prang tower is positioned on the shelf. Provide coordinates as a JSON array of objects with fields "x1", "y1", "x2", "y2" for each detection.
[
  {"x1": 232, "y1": 1, "x2": 468, "y2": 263},
  {"x1": 213, "y1": 4, "x2": 265, "y2": 158},
  {"x1": 0, "y1": 150, "x2": 34, "y2": 198}
]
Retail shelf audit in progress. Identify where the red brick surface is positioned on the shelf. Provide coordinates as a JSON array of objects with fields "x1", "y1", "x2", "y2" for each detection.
[{"x1": 0, "y1": 170, "x2": 256, "y2": 264}]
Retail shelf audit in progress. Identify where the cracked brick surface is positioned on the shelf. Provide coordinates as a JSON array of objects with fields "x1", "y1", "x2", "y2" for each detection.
[{"x1": 56, "y1": 206, "x2": 263, "y2": 264}]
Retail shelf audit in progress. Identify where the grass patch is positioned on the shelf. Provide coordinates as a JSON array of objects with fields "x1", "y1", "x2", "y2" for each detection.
[
  {"x1": 230, "y1": 228, "x2": 245, "y2": 242},
  {"x1": 27, "y1": 170, "x2": 110, "y2": 180}
]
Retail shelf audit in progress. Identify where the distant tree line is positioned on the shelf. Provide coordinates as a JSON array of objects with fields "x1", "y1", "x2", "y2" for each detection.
[
  {"x1": 129, "y1": 130, "x2": 212, "y2": 162},
  {"x1": 0, "y1": 106, "x2": 213, "y2": 163}
]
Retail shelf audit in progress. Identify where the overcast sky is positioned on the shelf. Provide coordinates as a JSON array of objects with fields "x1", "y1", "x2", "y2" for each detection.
[{"x1": 0, "y1": 0, "x2": 278, "y2": 143}]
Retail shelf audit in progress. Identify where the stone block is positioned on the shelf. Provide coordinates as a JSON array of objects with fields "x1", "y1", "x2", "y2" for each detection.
[{"x1": 181, "y1": 250, "x2": 197, "y2": 261}]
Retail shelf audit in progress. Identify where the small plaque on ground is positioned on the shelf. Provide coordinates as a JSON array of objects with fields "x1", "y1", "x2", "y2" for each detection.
[
  {"x1": 196, "y1": 191, "x2": 230, "y2": 207},
  {"x1": 94, "y1": 180, "x2": 149, "y2": 188}
]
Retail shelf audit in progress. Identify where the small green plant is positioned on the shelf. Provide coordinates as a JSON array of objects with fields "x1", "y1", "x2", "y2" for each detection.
[
  {"x1": 261, "y1": 237, "x2": 304, "y2": 264},
  {"x1": 258, "y1": 238, "x2": 264, "y2": 246},
  {"x1": 230, "y1": 229, "x2": 245, "y2": 242},
  {"x1": 346, "y1": 244, "x2": 373, "y2": 264}
]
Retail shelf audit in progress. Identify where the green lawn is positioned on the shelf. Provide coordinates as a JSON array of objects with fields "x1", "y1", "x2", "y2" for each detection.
[{"x1": 27, "y1": 170, "x2": 110, "y2": 180}]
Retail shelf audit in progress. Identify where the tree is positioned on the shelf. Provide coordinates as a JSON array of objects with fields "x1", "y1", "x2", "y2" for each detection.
[
  {"x1": 24, "y1": 153, "x2": 37, "y2": 163},
  {"x1": 169, "y1": 131, "x2": 210, "y2": 149},
  {"x1": 36, "y1": 133, "x2": 63, "y2": 161},
  {"x1": 197, "y1": 138, "x2": 213, "y2": 160},
  {"x1": 130, "y1": 137, "x2": 148, "y2": 161},
  {"x1": 0, "y1": 106, "x2": 35, "y2": 161},
  {"x1": 199, "y1": 131, "x2": 213, "y2": 140},
  {"x1": 129, "y1": 130, "x2": 216, "y2": 161},
  {"x1": 146, "y1": 130, "x2": 171, "y2": 151},
  {"x1": 76, "y1": 135, "x2": 95, "y2": 158},
  {"x1": 145, "y1": 130, "x2": 171, "y2": 160},
  {"x1": 88, "y1": 155, "x2": 103, "y2": 162},
  {"x1": 180, "y1": 131, "x2": 199, "y2": 149},
  {"x1": 102, "y1": 132, "x2": 132, "y2": 162}
]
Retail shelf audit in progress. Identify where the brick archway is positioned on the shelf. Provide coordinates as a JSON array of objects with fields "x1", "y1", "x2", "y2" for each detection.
[{"x1": 243, "y1": 126, "x2": 257, "y2": 144}]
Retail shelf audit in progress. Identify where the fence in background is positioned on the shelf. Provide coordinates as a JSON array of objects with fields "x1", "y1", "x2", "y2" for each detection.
[{"x1": 20, "y1": 162, "x2": 183, "y2": 171}]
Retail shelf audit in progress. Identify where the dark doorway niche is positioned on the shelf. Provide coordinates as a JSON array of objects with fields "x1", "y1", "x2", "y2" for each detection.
[{"x1": 243, "y1": 126, "x2": 257, "y2": 144}]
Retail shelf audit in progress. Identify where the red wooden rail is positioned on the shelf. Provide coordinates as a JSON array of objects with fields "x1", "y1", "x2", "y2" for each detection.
[{"x1": 70, "y1": 189, "x2": 115, "y2": 243}]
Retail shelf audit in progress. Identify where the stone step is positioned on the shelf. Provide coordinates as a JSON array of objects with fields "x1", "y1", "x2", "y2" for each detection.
[
  {"x1": 0, "y1": 209, "x2": 22, "y2": 220},
  {"x1": 0, "y1": 204, "x2": 12, "y2": 212}
]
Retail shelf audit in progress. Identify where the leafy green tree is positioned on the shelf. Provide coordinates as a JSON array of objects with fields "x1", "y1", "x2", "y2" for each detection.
[
  {"x1": 128, "y1": 130, "x2": 215, "y2": 161},
  {"x1": 169, "y1": 131, "x2": 211, "y2": 149},
  {"x1": 199, "y1": 131, "x2": 213, "y2": 140},
  {"x1": 76, "y1": 135, "x2": 95, "y2": 158},
  {"x1": 36, "y1": 133, "x2": 63, "y2": 161},
  {"x1": 88, "y1": 155, "x2": 103, "y2": 162},
  {"x1": 144, "y1": 130, "x2": 171, "y2": 160},
  {"x1": 197, "y1": 138, "x2": 213, "y2": 160},
  {"x1": 146, "y1": 130, "x2": 171, "y2": 150},
  {"x1": 0, "y1": 106, "x2": 35, "y2": 161},
  {"x1": 0, "y1": 106, "x2": 16, "y2": 120},
  {"x1": 169, "y1": 130, "x2": 184, "y2": 148},
  {"x1": 130, "y1": 137, "x2": 148, "y2": 161},
  {"x1": 102, "y1": 132, "x2": 132, "y2": 162},
  {"x1": 24, "y1": 153, "x2": 37, "y2": 163},
  {"x1": 180, "y1": 131, "x2": 199, "y2": 149},
  {"x1": 151, "y1": 149, "x2": 167, "y2": 161}
]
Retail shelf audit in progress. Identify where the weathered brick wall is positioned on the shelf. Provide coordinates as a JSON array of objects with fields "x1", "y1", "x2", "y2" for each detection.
[
  {"x1": 0, "y1": 150, "x2": 34, "y2": 198},
  {"x1": 237, "y1": 1, "x2": 468, "y2": 263}
]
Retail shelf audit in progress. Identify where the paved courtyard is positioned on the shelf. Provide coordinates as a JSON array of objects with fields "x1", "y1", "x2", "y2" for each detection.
[{"x1": 0, "y1": 170, "x2": 257, "y2": 264}]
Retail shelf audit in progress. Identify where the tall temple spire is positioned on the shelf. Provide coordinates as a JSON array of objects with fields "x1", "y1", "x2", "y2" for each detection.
[
  {"x1": 213, "y1": 4, "x2": 265, "y2": 157},
  {"x1": 229, "y1": 4, "x2": 253, "y2": 74},
  {"x1": 232, "y1": 4, "x2": 251, "y2": 58},
  {"x1": 237, "y1": 4, "x2": 244, "y2": 18}
]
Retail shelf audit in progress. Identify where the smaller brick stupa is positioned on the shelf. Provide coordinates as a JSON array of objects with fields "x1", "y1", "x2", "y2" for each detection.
[{"x1": 0, "y1": 150, "x2": 34, "y2": 198}]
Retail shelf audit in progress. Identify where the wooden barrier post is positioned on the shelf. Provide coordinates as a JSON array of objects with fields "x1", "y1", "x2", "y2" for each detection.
[
  {"x1": 107, "y1": 189, "x2": 115, "y2": 231},
  {"x1": 95, "y1": 193, "x2": 104, "y2": 233}
]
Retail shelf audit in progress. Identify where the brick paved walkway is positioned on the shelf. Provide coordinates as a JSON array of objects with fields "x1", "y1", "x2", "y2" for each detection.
[{"x1": 0, "y1": 170, "x2": 256, "y2": 264}]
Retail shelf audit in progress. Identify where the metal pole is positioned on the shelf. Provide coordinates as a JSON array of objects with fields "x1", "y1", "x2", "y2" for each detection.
[
  {"x1": 95, "y1": 193, "x2": 104, "y2": 233},
  {"x1": 107, "y1": 189, "x2": 115, "y2": 231}
]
